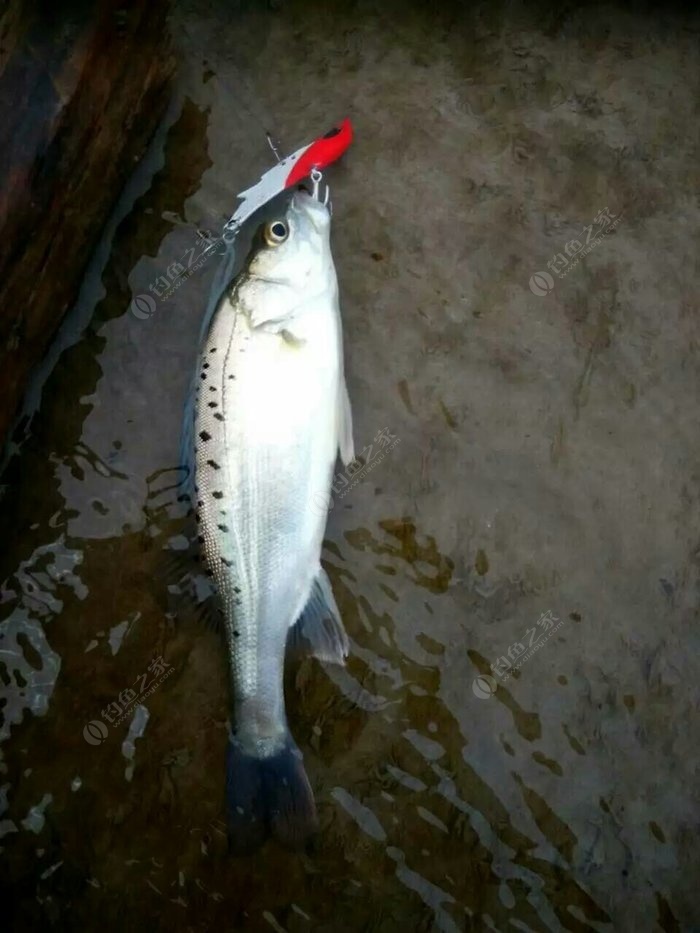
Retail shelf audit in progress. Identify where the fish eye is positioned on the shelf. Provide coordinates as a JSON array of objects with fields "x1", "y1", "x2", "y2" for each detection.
[{"x1": 264, "y1": 220, "x2": 289, "y2": 246}]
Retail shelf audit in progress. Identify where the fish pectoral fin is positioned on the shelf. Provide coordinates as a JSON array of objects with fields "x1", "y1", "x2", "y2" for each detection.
[
  {"x1": 287, "y1": 568, "x2": 349, "y2": 665},
  {"x1": 279, "y1": 328, "x2": 307, "y2": 348},
  {"x1": 338, "y1": 378, "x2": 355, "y2": 467}
]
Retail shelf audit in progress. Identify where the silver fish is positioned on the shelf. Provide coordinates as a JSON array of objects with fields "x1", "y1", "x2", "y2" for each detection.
[{"x1": 192, "y1": 190, "x2": 354, "y2": 853}]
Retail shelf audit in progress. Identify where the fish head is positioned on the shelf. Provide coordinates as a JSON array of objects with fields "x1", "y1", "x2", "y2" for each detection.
[{"x1": 247, "y1": 191, "x2": 333, "y2": 296}]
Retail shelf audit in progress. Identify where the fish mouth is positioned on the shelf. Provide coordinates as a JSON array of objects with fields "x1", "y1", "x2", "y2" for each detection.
[{"x1": 291, "y1": 190, "x2": 330, "y2": 230}]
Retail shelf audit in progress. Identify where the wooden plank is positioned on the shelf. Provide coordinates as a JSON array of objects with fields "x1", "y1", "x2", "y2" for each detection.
[{"x1": 0, "y1": 0, "x2": 175, "y2": 443}]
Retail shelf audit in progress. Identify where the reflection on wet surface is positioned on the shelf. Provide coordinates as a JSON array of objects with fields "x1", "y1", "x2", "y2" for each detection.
[{"x1": 2, "y1": 2, "x2": 700, "y2": 930}]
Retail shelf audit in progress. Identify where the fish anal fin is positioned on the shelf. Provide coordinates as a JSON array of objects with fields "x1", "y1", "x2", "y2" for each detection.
[{"x1": 287, "y1": 568, "x2": 349, "y2": 665}]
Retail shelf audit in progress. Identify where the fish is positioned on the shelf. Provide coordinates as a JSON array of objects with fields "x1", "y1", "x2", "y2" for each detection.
[{"x1": 192, "y1": 189, "x2": 355, "y2": 853}]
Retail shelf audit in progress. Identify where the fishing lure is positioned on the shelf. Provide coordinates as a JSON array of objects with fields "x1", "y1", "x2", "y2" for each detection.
[{"x1": 223, "y1": 117, "x2": 353, "y2": 240}]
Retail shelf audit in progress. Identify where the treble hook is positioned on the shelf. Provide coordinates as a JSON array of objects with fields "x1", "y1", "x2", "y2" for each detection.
[{"x1": 310, "y1": 167, "x2": 332, "y2": 214}]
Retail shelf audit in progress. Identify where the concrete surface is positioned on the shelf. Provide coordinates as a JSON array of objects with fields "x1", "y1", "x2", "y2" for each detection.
[{"x1": 1, "y1": 2, "x2": 699, "y2": 930}]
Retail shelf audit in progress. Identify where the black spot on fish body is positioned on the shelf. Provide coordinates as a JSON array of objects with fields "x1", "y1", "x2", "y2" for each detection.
[
  {"x1": 200, "y1": 373, "x2": 207, "y2": 380},
  {"x1": 197, "y1": 500, "x2": 203, "y2": 508},
  {"x1": 207, "y1": 460, "x2": 220, "y2": 470},
  {"x1": 209, "y1": 386, "x2": 217, "y2": 392},
  {"x1": 208, "y1": 402, "x2": 218, "y2": 408},
  {"x1": 233, "y1": 630, "x2": 240, "y2": 637},
  {"x1": 233, "y1": 586, "x2": 241, "y2": 594},
  {"x1": 210, "y1": 347, "x2": 217, "y2": 353},
  {"x1": 199, "y1": 431, "x2": 212, "y2": 442},
  {"x1": 197, "y1": 535, "x2": 204, "y2": 544},
  {"x1": 228, "y1": 375, "x2": 235, "y2": 380},
  {"x1": 218, "y1": 523, "x2": 229, "y2": 532},
  {"x1": 205, "y1": 569, "x2": 213, "y2": 578},
  {"x1": 221, "y1": 556, "x2": 233, "y2": 567},
  {"x1": 214, "y1": 412, "x2": 225, "y2": 422},
  {"x1": 212, "y1": 491, "x2": 223, "y2": 499},
  {"x1": 203, "y1": 362, "x2": 210, "y2": 370}
]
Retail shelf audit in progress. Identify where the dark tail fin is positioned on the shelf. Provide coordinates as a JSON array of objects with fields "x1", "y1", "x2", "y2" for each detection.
[{"x1": 225, "y1": 734, "x2": 318, "y2": 855}]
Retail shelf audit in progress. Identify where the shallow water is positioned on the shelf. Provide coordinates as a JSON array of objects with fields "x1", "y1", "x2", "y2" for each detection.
[{"x1": 2, "y1": 2, "x2": 700, "y2": 930}]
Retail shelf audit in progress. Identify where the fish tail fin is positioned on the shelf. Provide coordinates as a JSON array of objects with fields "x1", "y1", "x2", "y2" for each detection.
[{"x1": 225, "y1": 733, "x2": 318, "y2": 855}]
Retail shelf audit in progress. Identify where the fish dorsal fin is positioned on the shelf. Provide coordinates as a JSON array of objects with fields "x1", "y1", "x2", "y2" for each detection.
[
  {"x1": 159, "y1": 530, "x2": 222, "y2": 633},
  {"x1": 338, "y1": 378, "x2": 355, "y2": 467},
  {"x1": 287, "y1": 567, "x2": 349, "y2": 665}
]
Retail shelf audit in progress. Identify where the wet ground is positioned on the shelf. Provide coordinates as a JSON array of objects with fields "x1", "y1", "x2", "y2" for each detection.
[{"x1": 2, "y1": 1, "x2": 700, "y2": 930}]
